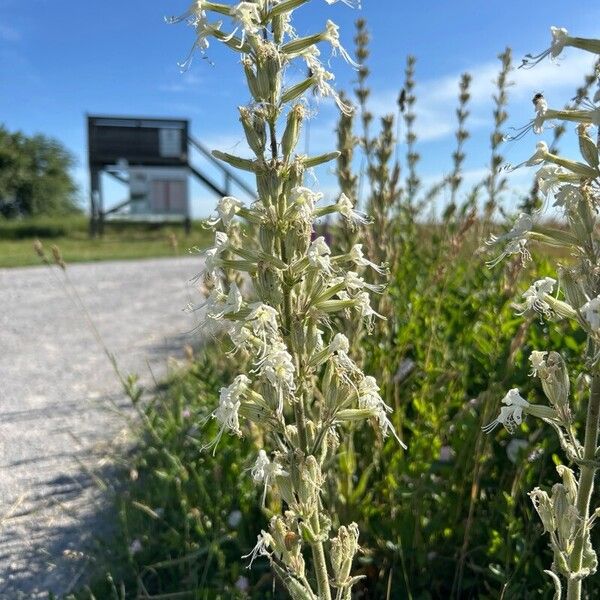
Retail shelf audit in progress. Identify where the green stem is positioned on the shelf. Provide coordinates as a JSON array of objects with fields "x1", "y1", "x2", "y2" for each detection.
[
  {"x1": 267, "y1": 103, "x2": 332, "y2": 597},
  {"x1": 310, "y1": 512, "x2": 332, "y2": 600},
  {"x1": 566, "y1": 372, "x2": 600, "y2": 600}
]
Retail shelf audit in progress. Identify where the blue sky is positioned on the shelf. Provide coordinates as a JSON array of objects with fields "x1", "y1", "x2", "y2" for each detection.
[{"x1": 1, "y1": 0, "x2": 600, "y2": 217}]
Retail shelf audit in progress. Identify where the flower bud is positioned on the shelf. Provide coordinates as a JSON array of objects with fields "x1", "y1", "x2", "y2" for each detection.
[
  {"x1": 256, "y1": 41, "x2": 281, "y2": 100},
  {"x1": 239, "y1": 106, "x2": 266, "y2": 156},
  {"x1": 269, "y1": 0, "x2": 309, "y2": 19},
  {"x1": 256, "y1": 172, "x2": 277, "y2": 206},
  {"x1": 212, "y1": 150, "x2": 257, "y2": 172},
  {"x1": 331, "y1": 523, "x2": 360, "y2": 588},
  {"x1": 282, "y1": 105, "x2": 305, "y2": 160},
  {"x1": 255, "y1": 264, "x2": 283, "y2": 307},
  {"x1": 577, "y1": 123, "x2": 599, "y2": 169},
  {"x1": 530, "y1": 487, "x2": 555, "y2": 533},
  {"x1": 540, "y1": 351, "x2": 570, "y2": 410},
  {"x1": 297, "y1": 455, "x2": 321, "y2": 514},
  {"x1": 544, "y1": 295, "x2": 578, "y2": 320},
  {"x1": 281, "y1": 32, "x2": 325, "y2": 58},
  {"x1": 275, "y1": 475, "x2": 296, "y2": 506},
  {"x1": 303, "y1": 151, "x2": 341, "y2": 169},
  {"x1": 239, "y1": 402, "x2": 271, "y2": 423},
  {"x1": 552, "y1": 483, "x2": 578, "y2": 549},
  {"x1": 259, "y1": 224, "x2": 275, "y2": 254},
  {"x1": 546, "y1": 151, "x2": 599, "y2": 178},
  {"x1": 281, "y1": 77, "x2": 314, "y2": 105},
  {"x1": 336, "y1": 408, "x2": 376, "y2": 422},
  {"x1": 305, "y1": 419, "x2": 317, "y2": 449},
  {"x1": 556, "y1": 465, "x2": 578, "y2": 504},
  {"x1": 552, "y1": 545, "x2": 570, "y2": 577},
  {"x1": 559, "y1": 267, "x2": 588, "y2": 309},
  {"x1": 243, "y1": 57, "x2": 262, "y2": 102}
]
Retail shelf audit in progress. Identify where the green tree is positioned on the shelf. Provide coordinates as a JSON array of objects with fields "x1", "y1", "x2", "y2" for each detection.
[{"x1": 0, "y1": 125, "x2": 80, "y2": 218}]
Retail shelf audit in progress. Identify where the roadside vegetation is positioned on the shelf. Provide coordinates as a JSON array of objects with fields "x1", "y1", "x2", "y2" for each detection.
[
  {"x1": 45, "y1": 8, "x2": 600, "y2": 600},
  {"x1": 0, "y1": 216, "x2": 210, "y2": 268}
]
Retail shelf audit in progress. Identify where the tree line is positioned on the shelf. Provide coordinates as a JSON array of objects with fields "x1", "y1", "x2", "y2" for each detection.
[{"x1": 0, "y1": 124, "x2": 80, "y2": 219}]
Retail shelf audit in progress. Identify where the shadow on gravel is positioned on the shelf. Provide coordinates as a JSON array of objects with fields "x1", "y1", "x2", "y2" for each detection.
[
  {"x1": 0, "y1": 457, "x2": 123, "y2": 599},
  {"x1": 0, "y1": 332, "x2": 203, "y2": 599}
]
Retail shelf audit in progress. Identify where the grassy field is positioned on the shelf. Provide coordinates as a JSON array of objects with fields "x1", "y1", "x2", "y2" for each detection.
[{"x1": 0, "y1": 216, "x2": 211, "y2": 268}]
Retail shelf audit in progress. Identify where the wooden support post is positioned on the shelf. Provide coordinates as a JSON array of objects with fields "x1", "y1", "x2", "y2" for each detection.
[{"x1": 89, "y1": 168, "x2": 100, "y2": 238}]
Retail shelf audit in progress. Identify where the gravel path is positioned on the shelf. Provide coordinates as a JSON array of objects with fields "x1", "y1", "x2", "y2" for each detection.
[{"x1": 0, "y1": 256, "x2": 200, "y2": 598}]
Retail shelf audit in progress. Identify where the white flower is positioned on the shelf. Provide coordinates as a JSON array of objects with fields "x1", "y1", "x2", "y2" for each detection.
[
  {"x1": 337, "y1": 193, "x2": 371, "y2": 225},
  {"x1": 553, "y1": 184, "x2": 582, "y2": 212},
  {"x1": 206, "y1": 374, "x2": 251, "y2": 453},
  {"x1": 228, "y1": 321, "x2": 254, "y2": 351},
  {"x1": 230, "y1": 2, "x2": 261, "y2": 44},
  {"x1": 580, "y1": 295, "x2": 600, "y2": 331},
  {"x1": 225, "y1": 282, "x2": 243, "y2": 313},
  {"x1": 482, "y1": 388, "x2": 531, "y2": 434},
  {"x1": 308, "y1": 236, "x2": 333, "y2": 273},
  {"x1": 208, "y1": 196, "x2": 243, "y2": 227},
  {"x1": 488, "y1": 238, "x2": 531, "y2": 268},
  {"x1": 330, "y1": 333, "x2": 349, "y2": 354},
  {"x1": 486, "y1": 213, "x2": 533, "y2": 267},
  {"x1": 246, "y1": 302, "x2": 279, "y2": 356},
  {"x1": 194, "y1": 281, "x2": 243, "y2": 325},
  {"x1": 529, "y1": 351, "x2": 548, "y2": 377},
  {"x1": 330, "y1": 333, "x2": 360, "y2": 375},
  {"x1": 532, "y1": 94, "x2": 548, "y2": 134},
  {"x1": 242, "y1": 530, "x2": 272, "y2": 568},
  {"x1": 349, "y1": 244, "x2": 387, "y2": 275},
  {"x1": 166, "y1": 4, "x2": 222, "y2": 69},
  {"x1": 304, "y1": 50, "x2": 353, "y2": 115},
  {"x1": 358, "y1": 376, "x2": 407, "y2": 448},
  {"x1": 355, "y1": 291, "x2": 385, "y2": 330},
  {"x1": 550, "y1": 26, "x2": 569, "y2": 58},
  {"x1": 262, "y1": 344, "x2": 296, "y2": 401},
  {"x1": 165, "y1": 0, "x2": 205, "y2": 24},
  {"x1": 536, "y1": 165, "x2": 563, "y2": 196},
  {"x1": 251, "y1": 449, "x2": 286, "y2": 505},
  {"x1": 290, "y1": 186, "x2": 322, "y2": 222},
  {"x1": 190, "y1": 278, "x2": 225, "y2": 312},
  {"x1": 521, "y1": 26, "x2": 569, "y2": 68},
  {"x1": 526, "y1": 141, "x2": 549, "y2": 166},
  {"x1": 201, "y1": 231, "x2": 229, "y2": 280},
  {"x1": 324, "y1": 19, "x2": 359, "y2": 68},
  {"x1": 515, "y1": 277, "x2": 556, "y2": 318},
  {"x1": 345, "y1": 271, "x2": 385, "y2": 294}
]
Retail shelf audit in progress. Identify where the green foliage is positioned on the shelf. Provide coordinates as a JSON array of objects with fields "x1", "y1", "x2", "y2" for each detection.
[
  {"x1": 68, "y1": 16, "x2": 600, "y2": 600},
  {"x1": 75, "y1": 230, "x2": 598, "y2": 600},
  {"x1": 339, "y1": 235, "x2": 593, "y2": 598},
  {"x1": 75, "y1": 359, "x2": 280, "y2": 599},
  {"x1": 0, "y1": 124, "x2": 80, "y2": 218}
]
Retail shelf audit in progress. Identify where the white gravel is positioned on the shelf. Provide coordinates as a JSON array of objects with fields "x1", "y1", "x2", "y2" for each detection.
[{"x1": 0, "y1": 256, "x2": 200, "y2": 598}]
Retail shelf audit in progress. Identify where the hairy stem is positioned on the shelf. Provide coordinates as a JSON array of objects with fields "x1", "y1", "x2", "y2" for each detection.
[
  {"x1": 567, "y1": 371, "x2": 600, "y2": 600},
  {"x1": 310, "y1": 512, "x2": 332, "y2": 600}
]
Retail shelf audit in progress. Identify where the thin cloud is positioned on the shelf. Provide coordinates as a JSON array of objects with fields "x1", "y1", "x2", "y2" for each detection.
[
  {"x1": 366, "y1": 50, "x2": 598, "y2": 144},
  {"x1": 159, "y1": 72, "x2": 204, "y2": 93}
]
